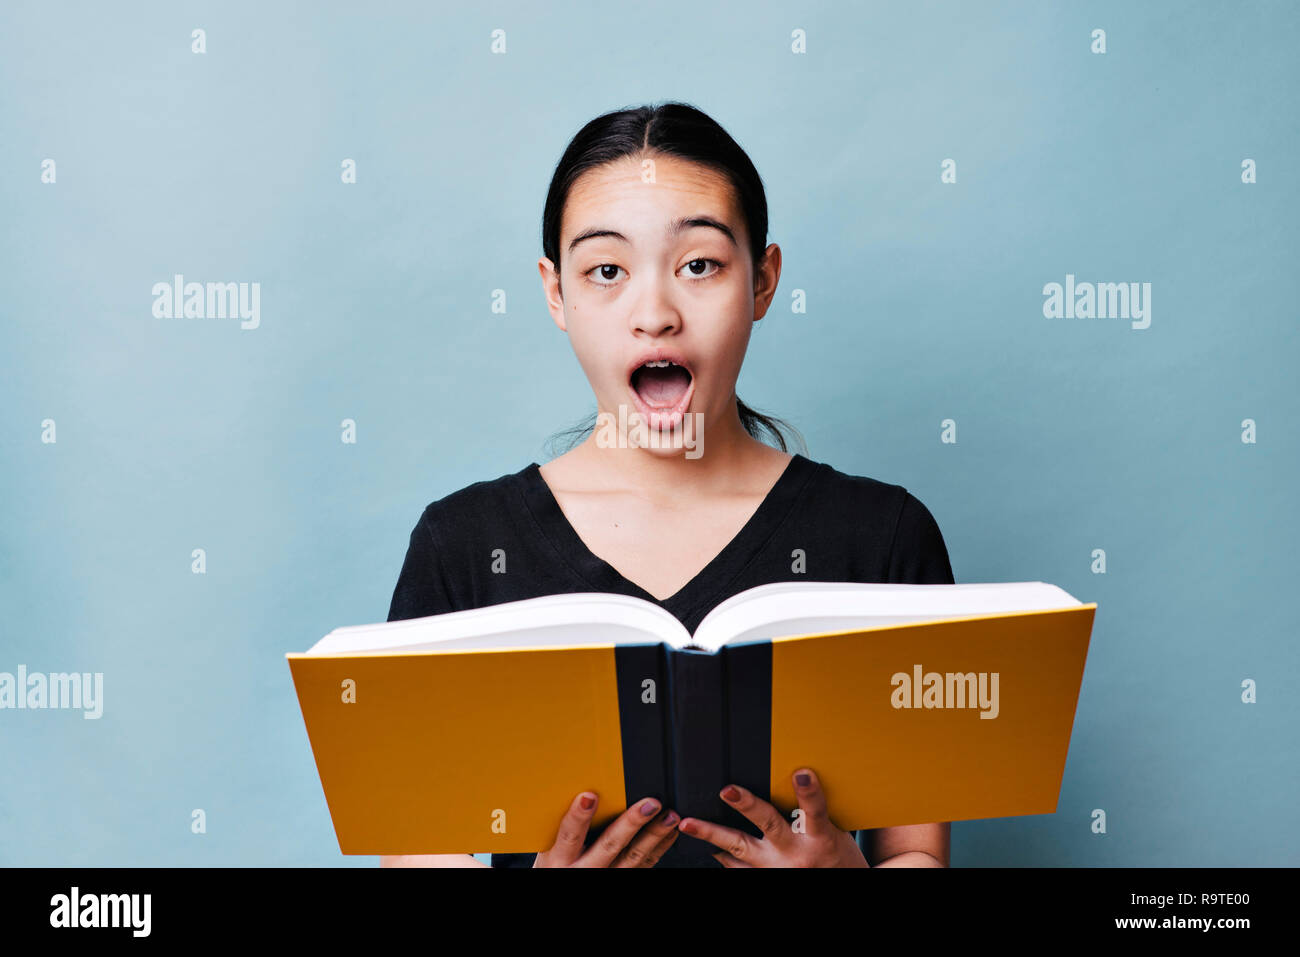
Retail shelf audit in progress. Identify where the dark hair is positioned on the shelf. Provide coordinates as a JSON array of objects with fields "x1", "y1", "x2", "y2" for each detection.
[{"x1": 540, "y1": 101, "x2": 806, "y2": 458}]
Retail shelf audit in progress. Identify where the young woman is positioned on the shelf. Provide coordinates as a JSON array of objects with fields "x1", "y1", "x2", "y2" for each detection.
[{"x1": 381, "y1": 102, "x2": 954, "y2": 868}]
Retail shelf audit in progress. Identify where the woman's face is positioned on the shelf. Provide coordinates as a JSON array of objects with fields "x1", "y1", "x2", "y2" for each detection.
[{"x1": 540, "y1": 153, "x2": 779, "y2": 453}]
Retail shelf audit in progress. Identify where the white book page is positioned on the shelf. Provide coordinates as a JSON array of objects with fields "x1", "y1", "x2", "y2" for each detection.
[
  {"x1": 692, "y1": 581, "x2": 1083, "y2": 651},
  {"x1": 300, "y1": 592, "x2": 688, "y2": 655}
]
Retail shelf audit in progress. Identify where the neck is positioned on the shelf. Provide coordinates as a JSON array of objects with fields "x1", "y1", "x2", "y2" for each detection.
[{"x1": 563, "y1": 399, "x2": 787, "y2": 500}]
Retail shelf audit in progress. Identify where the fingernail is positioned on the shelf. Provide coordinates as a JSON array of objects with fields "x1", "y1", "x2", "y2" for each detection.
[
  {"x1": 662, "y1": 810, "x2": 677, "y2": 826},
  {"x1": 579, "y1": 793, "x2": 595, "y2": 810},
  {"x1": 796, "y1": 772, "x2": 810, "y2": 787},
  {"x1": 640, "y1": 800, "x2": 659, "y2": 816},
  {"x1": 721, "y1": 785, "x2": 740, "y2": 801},
  {"x1": 679, "y1": 819, "x2": 696, "y2": 834}
]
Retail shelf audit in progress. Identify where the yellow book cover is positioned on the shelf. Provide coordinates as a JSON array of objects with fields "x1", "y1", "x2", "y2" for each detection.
[{"x1": 286, "y1": 581, "x2": 1095, "y2": 855}]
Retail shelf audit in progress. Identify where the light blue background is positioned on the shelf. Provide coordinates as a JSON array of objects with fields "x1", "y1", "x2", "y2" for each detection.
[{"x1": 1, "y1": 0, "x2": 1296, "y2": 866}]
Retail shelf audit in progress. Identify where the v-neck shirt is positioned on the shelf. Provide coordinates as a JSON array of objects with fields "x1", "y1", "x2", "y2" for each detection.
[
  {"x1": 385, "y1": 451, "x2": 956, "y2": 866},
  {"x1": 518, "y1": 453, "x2": 817, "y2": 629}
]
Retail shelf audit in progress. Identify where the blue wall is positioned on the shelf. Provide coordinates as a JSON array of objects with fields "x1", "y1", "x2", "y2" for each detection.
[{"x1": 1, "y1": 0, "x2": 1295, "y2": 865}]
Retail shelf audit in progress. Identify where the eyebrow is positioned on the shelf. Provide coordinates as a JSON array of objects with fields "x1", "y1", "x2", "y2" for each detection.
[{"x1": 566, "y1": 216, "x2": 737, "y2": 254}]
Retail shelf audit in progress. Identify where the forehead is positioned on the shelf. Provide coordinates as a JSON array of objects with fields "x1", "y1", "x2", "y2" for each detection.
[{"x1": 561, "y1": 154, "x2": 741, "y2": 243}]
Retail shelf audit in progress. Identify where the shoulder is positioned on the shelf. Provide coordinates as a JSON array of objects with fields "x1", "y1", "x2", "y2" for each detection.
[
  {"x1": 804, "y1": 456, "x2": 953, "y2": 583},
  {"x1": 387, "y1": 464, "x2": 537, "y2": 621},
  {"x1": 409, "y1": 463, "x2": 533, "y2": 545},
  {"x1": 804, "y1": 456, "x2": 923, "y2": 529}
]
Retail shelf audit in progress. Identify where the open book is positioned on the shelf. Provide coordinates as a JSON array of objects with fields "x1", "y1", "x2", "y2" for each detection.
[{"x1": 287, "y1": 580, "x2": 1096, "y2": 856}]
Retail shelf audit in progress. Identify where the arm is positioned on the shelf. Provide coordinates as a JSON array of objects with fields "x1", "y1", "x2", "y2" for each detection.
[
  {"x1": 869, "y1": 493, "x2": 955, "y2": 867},
  {"x1": 861, "y1": 822, "x2": 949, "y2": 867},
  {"x1": 381, "y1": 854, "x2": 488, "y2": 868},
  {"x1": 379, "y1": 512, "x2": 486, "y2": 869}
]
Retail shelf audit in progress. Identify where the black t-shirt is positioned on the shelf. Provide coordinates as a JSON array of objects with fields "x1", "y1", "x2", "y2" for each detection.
[{"x1": 386, "y1": 452, "x2": 955, "y2": 867}]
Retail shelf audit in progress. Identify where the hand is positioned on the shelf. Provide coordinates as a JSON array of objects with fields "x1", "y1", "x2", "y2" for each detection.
[
  {"x1": 533, "y1": 791, "x2": 680, "y2": 867},
  {"x1": 677, "y1": 767, "x2": 869, "y2": 867}
]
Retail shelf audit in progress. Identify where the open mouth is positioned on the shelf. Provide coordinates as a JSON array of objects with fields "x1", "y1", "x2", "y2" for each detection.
[
  {"x1": 628, "y1": 358, "x2": 695, "y2": 429},
  {"x1": 630, "y1": 359, "x2": 692, "y2": 408}
]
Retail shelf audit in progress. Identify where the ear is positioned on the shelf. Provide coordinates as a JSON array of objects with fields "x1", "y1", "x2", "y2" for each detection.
[
  {"x1": 752, "y1": 243, "x2": 782, "y2": 322},
  {"x1": 538, "y1": 257, "x2": 567, "y2": 332}
]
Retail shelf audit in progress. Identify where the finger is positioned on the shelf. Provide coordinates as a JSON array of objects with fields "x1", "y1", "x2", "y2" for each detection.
[
  {"x1": 549, "y1": 791, "x2": 600, "y2": 864},
  {"x1": 712, "y1": 850, "x2": 754, "y2": 868},
  {"x1": 610, "y1": 807, "x2": 681, "y2": 868},
  {"x1": 790, "y1": 768, "x2": 832, "y2": 837},
  {"x1": 676, "y1": 816, "x2": 768, "y2": 866},
  {"x1": 575, "y1": 796, "x2": 664, "y2": 868},
  {"x1": 614, "y1": 810, "x2": 681, "y2": 868},
  {"x1": 718, "y1": 783, "x2": 795, "y2": 850},
  {"x1": 647, "y1": 820, "x2": 681, "y2": 864},
  {"x1": 545, "y1": 791, "x2": 600, "y2": 867}
]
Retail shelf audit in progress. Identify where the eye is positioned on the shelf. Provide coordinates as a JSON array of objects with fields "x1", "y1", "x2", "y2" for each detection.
[
  {"x1": 584, "y1": 263, "x2": 626, "y2": 286},
  {"x1": 582, "y1": 258, "x2": 724, "y2": 288},
  {"x1": 680, "y1": 258, "x2": 723, "y2": 280}
]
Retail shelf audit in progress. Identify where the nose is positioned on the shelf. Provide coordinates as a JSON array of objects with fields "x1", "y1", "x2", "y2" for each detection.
[{"x1": 629, "y1": 278, "x2": 682, "y2": 338}]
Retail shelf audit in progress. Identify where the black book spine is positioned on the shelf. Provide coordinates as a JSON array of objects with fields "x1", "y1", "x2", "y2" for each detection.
[
  {"x1": 722, "y1": 641, "x2": 773, "y2": 835},
  {"x1": 613, "y1": 642, "x2": 669, "y2": 810},
  {"x1": 666, "y1": 645, "x2": 728, "y2": 859},
  {"x1": 613, "y1": 641, "x2": 772, "y2": 863}
]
